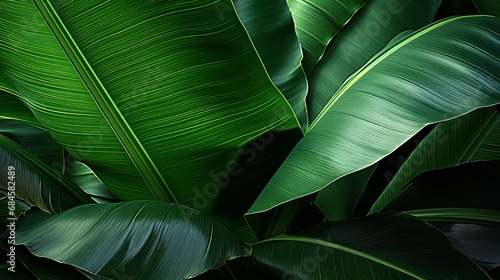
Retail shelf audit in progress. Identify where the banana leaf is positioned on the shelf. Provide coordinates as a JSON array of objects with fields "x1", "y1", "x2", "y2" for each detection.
[
  {"x1": 246, "y1": 16, "x2": 500, "y2": 238},
  {"x1": 433, "y1": 221, "x2": 500, "y2": 272},
  {"x1": 474, "y1": 0, "x2": 500, "y2": 16},
  {"x1": 405, "y1": 207, "x2": 500, "y2": 273},
  {"x1": 381, "y1": 160, "x2": 500, "y2": 213},
  {"x1": 0, "y1": 120, "x2": 63, "y2": 167},
  {"x1": 0, "y1": 119, "x2": 119, "y2": 203},
  {"x1": 0, "y1": 196, "x2": 29, "y2": 232},
  {"x1": 306, "y1": 0, "x2": 442, "y2": 121},
  {"x1": 370, "y1": 107, "x2": 500, "y2": 214},
  {"x1": 16, "y1": 200, "x2": 251, "y2": 280},
  {"x1": 314, "y1": 164, "x2": 377, "y2": 221},
  {"x1": 62, "y1": 155, "x2": 119, "y2": 203},
  {"x1": 285, "y1": 0, "x2": 366, "y2": 73},
  {"x1": 235, "y1": 0, "x2": 309, "y2": 130},
  {"x1": 0, "y1": 92, "x2": 43, "y2": 129},
  {"x1": 0, "y1": 243, "x2": 90, "y2": 280},
  {"x1": 0, "y1": 0, "x2": 301, "y2": 241},
  {"x1": 245, "y1": 212, "x2": 488, "y2": 279}
]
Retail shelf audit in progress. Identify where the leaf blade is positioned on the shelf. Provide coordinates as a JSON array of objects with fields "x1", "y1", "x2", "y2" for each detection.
[
  {"x1": 235, "y1": 0, "x2": 309, "y2": 130},
  {"x1": 370, "y1": 107, "x2": 500, "y2": 214},
  {"x1": 246, "y1": 212, "x2": 488, "y2": 279},
  {"x1": 286, "y1": 0, "x2": 366, "y2": 73},
  {"x1": 247, "y1": 16, "x2": 500, "y2": 230},
  {"x1": 17, "y1": 201, "x2": 251, "y2": 280},
  {"x1": 306, "y1": 0, "x2": 442, "y2": 121}
]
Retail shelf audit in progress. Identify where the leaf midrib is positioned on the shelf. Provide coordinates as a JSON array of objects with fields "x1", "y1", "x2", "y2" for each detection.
[
  {"x1": 306, "y1": 15, "x2": 493, "y2": 133},
  {"x1": 404, "y1": 208, "x2": 500, "y2": 225},
  {"x1": 368, "y1": 108, "x2": 500, "y2": 215},
  {"x1": 254, "y1": 235, "x2": 423, "y2": 279},
  {"x1": 32, "y1": 0, "x2": 176, "y2": 202},
  {"x1": 459, "y1": 111, "x2": 500, "y2": 162}
]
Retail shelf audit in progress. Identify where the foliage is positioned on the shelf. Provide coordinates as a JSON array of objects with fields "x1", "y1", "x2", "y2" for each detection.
[{"x1": 0, "y1": 0, "x2": 499, "y2": 279}]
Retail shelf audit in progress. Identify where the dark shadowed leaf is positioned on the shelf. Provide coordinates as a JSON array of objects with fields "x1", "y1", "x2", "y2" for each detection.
[
  {"x1": 314, "y1": 164, "x2": 377, "y2": 221},
  {"x1": 406, "y1": 208, "x2": 500, "y2": 272},
  {"x1": 0, "y1": 120, "x2": 63, "y2": 168},
  {"x1": 286, "y1": 0, "x2": 366, "y2": 73},
  {"x1": 0, "y1": 134, "x2": 94, "y2": 213},
  {"x1": 474, "y1": 0, "x2": 500, "y2": 16},
  {"x1": 381, "y1": 160, "x2": 500, "y2": 213},
  {"x1": 370, "y1": 107, "x2": 500, "y2": 214},
  {"x1": 0, "y1": 243, "x2": 90, "y2": 280}
]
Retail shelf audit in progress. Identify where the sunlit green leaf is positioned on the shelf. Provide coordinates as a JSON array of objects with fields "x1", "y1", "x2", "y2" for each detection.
[{"x1": 247, "y1": 16, "x2": 500, "y2": 238}]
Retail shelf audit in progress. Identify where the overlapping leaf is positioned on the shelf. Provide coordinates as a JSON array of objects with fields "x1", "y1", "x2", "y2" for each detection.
[
  {"x1": 314, "y1": 164, "x2": 377, "y2": 221},
  {"x1": 0, "y1": 243, "x2": 90, "y2": 280},
  {"x1": 0, "y1": 0, "x2": 300, "y2": 241},
  {"x1": 62, "y1": 155, "x2": 119, "y2": 203},
  {"x1": 286, "y1": 0, "x2": 366, "y2": 73},
  {"x1": 246, "y1": 212, "x2": 488, "y2": 279},
  {"x1": 381, "y1": 160, "x2": 500, "y2": 213},
  {"x1": 307, "y1": 0, "x2": 442, "y2": 121},
  {"x1": 235, "y1": 0, "x2": 309, "y2": 130},
  {"x1": 0, "y1": 120, "x2": 63, "y2": 166},
  {"x1": 0, "y1": 92, "x2": 42, "y2": 129},
  {"x1": 474, "y1": 0, "x2": 500, "y2": 16},
  {"x1": 0, "y1": 134, "x2": 93, "y2": 213},
  {"x1": 247, "y1": 16, "x2": 500, "y2": 237},
  {"x1": 370, "y1": 108, "x2": 500, "y2": 214},
  {"x1": 17, "y1": 201, "x2": 251, "y2": 280},
  {"x1": 0, "y1": 196, "x2": 29, "y2": 230},
  {"x1": 405, "y1": 207, "x2": 500, "y2": 273}
]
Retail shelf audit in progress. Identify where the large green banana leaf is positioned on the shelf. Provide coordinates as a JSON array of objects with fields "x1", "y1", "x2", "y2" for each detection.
[
  {"x1": 245, "y1": 212, "x2": 488, "y2": 279},
  {"x1": 235, "y1": 0, "x2": 309, "y2": 130},
  {"x1": 246, "y1": 16, "x2": 500, "y2": 238},
  {"x1": 286, "y1": 0, "x2": 366, "y2": 74},
  {"x1": 0, "y1": 133, "x2": 93, "y2": 213},
  {"x1": 307, "y1": 0, "x2": 442, "y2": 121},
  {"x1": 370, "y1": 107, "x2": 500, "y2": 214},
  {"x1": 0, "y1": 0, "x2": 300, "y2": 241},
  {"x1": 474, "y1": 0, "x2": 500, "y2": 16},
  {"x1": 17, "y1": 200, "x2": 251, "y2": 280}
]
